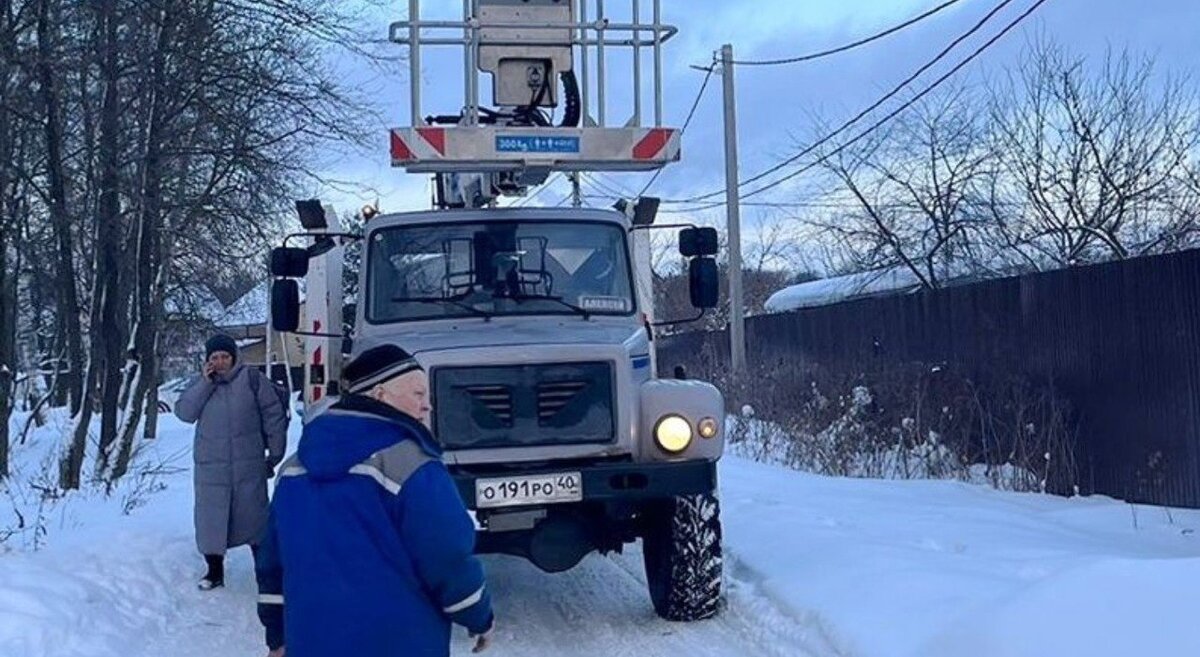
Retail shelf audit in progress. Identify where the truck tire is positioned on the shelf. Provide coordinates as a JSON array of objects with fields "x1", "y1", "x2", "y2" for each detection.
[{"x1": 641, "y1": 493, "x2": 723, "y2": 621}]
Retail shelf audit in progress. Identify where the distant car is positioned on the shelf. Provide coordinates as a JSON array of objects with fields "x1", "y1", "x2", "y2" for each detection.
[{"x1": 157, "y1": 377, "x2": 191, "y2": 414}]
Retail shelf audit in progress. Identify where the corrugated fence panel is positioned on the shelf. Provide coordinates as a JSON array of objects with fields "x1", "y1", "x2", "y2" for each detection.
[{"x1": 659, "y1": 249, "x2": 1200, "y2": 508}]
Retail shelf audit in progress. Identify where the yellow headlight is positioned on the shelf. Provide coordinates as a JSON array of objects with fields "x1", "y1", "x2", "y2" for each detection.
[
  {"x1": 698, "y1": 417, "x2": 719, "y2": 439},
  {"x1": 655, "y1": 415, "x2": 693, "y2": 454}
]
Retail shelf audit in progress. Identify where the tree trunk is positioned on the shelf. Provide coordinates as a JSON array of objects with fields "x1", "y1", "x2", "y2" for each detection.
[
  {"x1": 91, "y1": 0, "x2": 126, "y2": 478},
  {"x1": 110, "y1": 5, "x2": 175, "y2": 482},
  {"x1": 63, "y1": 0, "x2": 125, "y2": 489},
  {"x1": 141, "y1": 244, "x2": 172, "y2": 443},
  {"x1": 0, "y1": 0, "x2": 15, "y2": 481},
  {"x1": 0, "y1": 235, "x2": 11, "y2": 482},
  {"x1": 36, "y1": 0, "x2": 83, "y2": 414},
  {"x1": 0, "y1": 226, "x2": 14, "y2": 481}
]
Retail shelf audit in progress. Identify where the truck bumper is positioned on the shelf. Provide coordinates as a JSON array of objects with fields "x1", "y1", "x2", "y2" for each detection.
[{"x1": 450, "y1": 459, "x2": 718, "y2": 511}]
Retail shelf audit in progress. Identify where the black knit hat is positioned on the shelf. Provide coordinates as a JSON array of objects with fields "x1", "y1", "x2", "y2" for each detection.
[
  {"x1": 344, "y1": 344, "x2": 423, "y2": 394},
  {"x1": 205, "y1": 334, "x2": 239, "y2": 364}
]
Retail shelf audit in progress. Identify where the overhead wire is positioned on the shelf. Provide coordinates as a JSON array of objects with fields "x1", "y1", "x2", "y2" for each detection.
[
  {"x1": 636, "y1": 63, "x2": 718, "y2": 198},
  {"x1": 732, "y1": 0, "x2": 968, "y2": 66},
  {"x1": 513, "y1": 172, "x2": 563, "y2": 207},
  {"x1": 663, "y1": 0, "x2": 1052, "y2": 215},
  {"x1": 581, "y1": 172, "x2": 635, "y2": 200},
  {"x1": 579, "y1": 176, "x2": 629, "y2": 206},
  {"x1": 667, "y1": 0, "x2": 1020, "y2": 206},
  {"x1": 582, "y1": 194, "x2": 914, "y2": 210}
]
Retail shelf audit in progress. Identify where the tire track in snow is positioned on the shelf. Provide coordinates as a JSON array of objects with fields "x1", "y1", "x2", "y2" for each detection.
[
  {"x1": 448, "y1": 546, "x2": 844, "y2": 657},
  {"x1": 137, "y1": 543, "x2": 842, "y2": 657}
]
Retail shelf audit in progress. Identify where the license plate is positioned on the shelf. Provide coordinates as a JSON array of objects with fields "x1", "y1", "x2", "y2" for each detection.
[{"x1": 476, "y1": 472, "x2": 583, "y2": 509}]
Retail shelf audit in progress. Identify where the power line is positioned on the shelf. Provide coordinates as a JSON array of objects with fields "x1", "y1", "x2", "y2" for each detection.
[
  {"x1": 598, "y1": 192, "x2": 1198, "y2": 213},
  {"x1": 732, "y1": 0, "x2": 967, "y2": 67},
  {"x1": 663, "y1": 0, "x2": 1054, "y2": 215},
  {"x1": 668, "y1": 0, "x2": 1020, "y2": 206},
  {"x1": 738, "y1": 0, "x2": 1052, "y2": 203},
  {"x1": 579, "y1": 177, "x2": 617, "y2": 205},
  {"x1": 583, "y1": 194, "x2": 894, "y2": 210},
  {"x1": 637, "y1": 64, "x2": 718, "y2": 198},
  {"x1": 513, "y1": 172, "x2": 562, "y2": 207},
  {"x1": 581, "y1": 173, "x2": 633, "y2": 200}
]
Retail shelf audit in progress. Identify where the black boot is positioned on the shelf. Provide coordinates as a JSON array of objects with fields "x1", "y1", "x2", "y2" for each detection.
[{"x1": 198, "y1": 554, "x2": 225, "y2": 590}]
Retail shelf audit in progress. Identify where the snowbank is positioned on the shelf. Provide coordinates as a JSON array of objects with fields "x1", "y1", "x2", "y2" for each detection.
[{"x1": 722, "y1": 458, "x2": 1200, "y2": 657}]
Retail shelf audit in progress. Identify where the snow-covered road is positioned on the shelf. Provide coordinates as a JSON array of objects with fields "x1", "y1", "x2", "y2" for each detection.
[
  {"x1": 3, "y1": 413, "x2": 1199, "y2": 657},
  {"x1": 128, "y1": 541, "x2": 841, "y2": 657},
  {"x1": 1, "y1": 415, "x2": 843, "y2": 657}
]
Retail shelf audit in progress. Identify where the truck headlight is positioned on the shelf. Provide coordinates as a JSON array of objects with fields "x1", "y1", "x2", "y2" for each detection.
[
  {"x1": 654, "y1": 415, "x2": 693, "y2": 454},
  {"x1": 698, "y1": 417, "x2": 719, "y2": 439}
]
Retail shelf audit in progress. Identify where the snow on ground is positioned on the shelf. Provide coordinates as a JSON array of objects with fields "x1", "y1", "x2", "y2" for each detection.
[
  {"x1": 723, "y1": 459, "x2": 1200, "y2": 657},
  {"x1": 2, "y1": 413, "x2": 1199, "y2": 657}
]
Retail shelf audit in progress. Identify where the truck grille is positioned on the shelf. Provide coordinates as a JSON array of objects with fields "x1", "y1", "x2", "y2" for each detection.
[
  {"x1": 434, "y1": 362, "x2": 615, "y2": 450},
  {"x1": 466, "y1": 385, "x2": 514, "y2": 426},
  {"x1": 537, "y1": 381, "x2": 589, "y2": 423}
]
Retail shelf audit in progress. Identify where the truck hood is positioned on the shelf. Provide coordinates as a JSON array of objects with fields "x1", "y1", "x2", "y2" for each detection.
[
  {"x1": 357, "y1": 319, "x2": 648, "y2": 357},
  {"x1": 353, "y1": 319, "x2": 655, "y2": 467}
]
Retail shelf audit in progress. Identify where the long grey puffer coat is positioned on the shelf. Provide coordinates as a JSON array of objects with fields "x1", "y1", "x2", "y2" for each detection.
[{"x1": 175, "y1": 364, "x2": 288, "y2": 554}]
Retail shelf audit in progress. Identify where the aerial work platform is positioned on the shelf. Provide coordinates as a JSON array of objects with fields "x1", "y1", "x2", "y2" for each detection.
[
  {"x1": 389, "y1": 126, "x2": 680, "y2": 173},
  {"x1": 389, "y1": 0, "x2": 681, "y2": 179}
]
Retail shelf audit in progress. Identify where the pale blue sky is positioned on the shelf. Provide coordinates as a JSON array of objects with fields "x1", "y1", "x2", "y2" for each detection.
[{"x1": 310, "y1": 0, "x2": 1200, "y2": 220}]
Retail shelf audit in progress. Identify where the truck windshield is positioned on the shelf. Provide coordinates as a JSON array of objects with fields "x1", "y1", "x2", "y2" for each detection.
[{"x1": 367, "y1": 220, "x2": 636, "y2": 323}]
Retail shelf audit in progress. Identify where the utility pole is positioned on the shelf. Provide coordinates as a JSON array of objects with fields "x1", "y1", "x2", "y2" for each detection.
[
  {"x1": 720, "y1": 44, "x2": 746, "y2": 375},
  {"x1": 570, "y1": 172, "x2": 583, "y2": 207}
]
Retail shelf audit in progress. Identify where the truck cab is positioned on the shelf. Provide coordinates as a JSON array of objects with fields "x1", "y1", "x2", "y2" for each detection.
[
  {"x1": 269, "y1": 0, "x2": 726, "y2": 622},
  {"x1": 356, "y1": 206, "x2": 723, "y2": 620}
]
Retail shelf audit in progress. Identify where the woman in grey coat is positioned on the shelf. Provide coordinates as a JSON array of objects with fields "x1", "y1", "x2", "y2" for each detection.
[{"x1": 176, "y1": 334, "x2": 288, "y2": 590}]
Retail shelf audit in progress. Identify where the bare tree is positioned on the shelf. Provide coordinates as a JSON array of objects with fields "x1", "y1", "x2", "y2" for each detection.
[
  {"x1": 108, "y1": 2, "x2": 179, "y2": 481},
  {"x1": 0, "y1": 0, "x2": 21, "y2": 480},
  {"x1": 35, "y1": 0, "x2": 84, "y2": 413},
  {"x1": 0, "y1": 0, "x2": 391, "y2": 489},
  {"x1": 988, "y1": 39, "x2": 1200, "y2": 268},
  {"x1": 812, "y1": 88, "x2": 992, "y2": 289}
]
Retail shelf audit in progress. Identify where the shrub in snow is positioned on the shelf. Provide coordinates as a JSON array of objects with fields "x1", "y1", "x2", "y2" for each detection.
[
  {"x1": 665, "y1": 350, "x2": 1078, "y2": 493},
  {"x1": 1, "y1": 410, "x2": 180, "y2": 552}
]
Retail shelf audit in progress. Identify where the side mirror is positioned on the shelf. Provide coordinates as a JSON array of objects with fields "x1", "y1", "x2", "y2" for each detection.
[
  {"x1": 689, "y1": 258, "x2": 719, "y2": 309},
  {"x1": 616, "y1": 196, "x2": 661, "y2": 226},
  {"x1": 632, "y1": 197, "x2": 661, "y2": 226},
  {"x1": 295, "y1": 199, "x2": 328, "y2": 230},
  {"x1": 679, "y1": 227, "x2": 719, "y2": 258},
  {"x1": 270, "y1": 247, "x2": 309, "y2": 278},
  {"x1": 271, "y1": 279, "x2": 301, "y2": 332}
]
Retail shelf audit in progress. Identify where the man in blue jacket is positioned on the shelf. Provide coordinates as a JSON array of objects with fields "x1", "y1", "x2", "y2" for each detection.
[{"x1": 256, "y1": 344, "x2": 495, "y2": 657}]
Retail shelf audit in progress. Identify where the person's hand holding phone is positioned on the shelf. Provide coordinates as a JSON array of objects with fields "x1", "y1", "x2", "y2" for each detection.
[{"x1": 202, "y1": 360, "x2": 217, "y2": 381}]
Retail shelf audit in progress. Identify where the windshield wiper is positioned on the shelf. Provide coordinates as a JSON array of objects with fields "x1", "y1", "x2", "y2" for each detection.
[
  {"x1": 391, "y1": 296, "x2": 493, "y2": 320},
  {"x1": 508, "y1": 294, "x2": 593, "y2": 320}
]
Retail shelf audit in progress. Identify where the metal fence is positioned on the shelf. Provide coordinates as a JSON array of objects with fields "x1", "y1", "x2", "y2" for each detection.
[{"x1": 660, "y1": 248, "x2": 1200, "y2": 508}]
